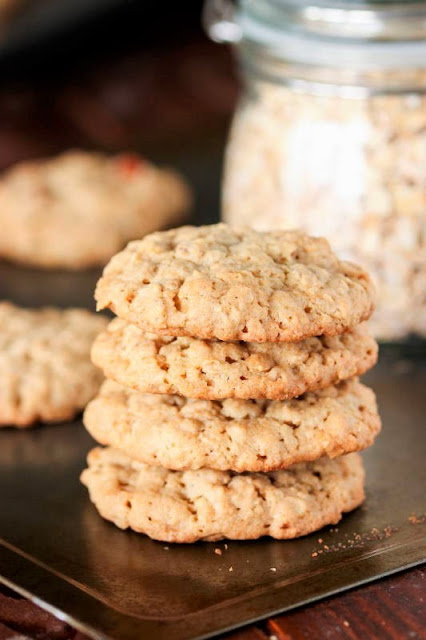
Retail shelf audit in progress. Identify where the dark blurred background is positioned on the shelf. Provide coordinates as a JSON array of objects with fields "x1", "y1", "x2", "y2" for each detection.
[{"x1": 0, "y1": 0, "x2": 239, "y2": 221}]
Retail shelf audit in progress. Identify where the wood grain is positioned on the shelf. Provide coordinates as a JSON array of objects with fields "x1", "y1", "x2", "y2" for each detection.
[
  {"x1": 0, "y1": 588, "x2": 79, "y2": 639},
  {"x1": 265, "y1": 566, "x2": 426, "y2": 640},
  {"x1": 262, "y1": 566, "x2": 424, "y2": 640}
]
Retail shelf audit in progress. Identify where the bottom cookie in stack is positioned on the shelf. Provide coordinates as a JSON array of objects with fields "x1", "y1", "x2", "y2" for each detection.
[{"x1": 81, "y1": 447, "x2": 365, "y2": 543}]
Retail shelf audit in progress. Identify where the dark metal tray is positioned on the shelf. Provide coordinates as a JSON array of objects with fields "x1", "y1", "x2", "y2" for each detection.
[
  {"x1": 0, "y1": 298, "x2": 425, "y2": 640},
  {"x1": 0, "y1": 149, "x2": 425, "y2": 639}
]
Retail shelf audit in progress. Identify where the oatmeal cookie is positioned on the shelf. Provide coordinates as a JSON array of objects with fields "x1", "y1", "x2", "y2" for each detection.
[
  {"x1": 0, "y1": 302, "x2": 107, "y2": 426},
  {"x1": 0, "y1": 150, "x2": 191, "y2": 269},
  {"x1": 91, "y1": 318, "x2": 377, "y2": 400},
  {"x1": 81, "y1": 447, "x2": 365, "y2": 542},
  {"x1": 84, "y1": 378, "x2": 380, "y2": 472},
  {"x1": 95, "y1": 224, "x2": 374, "y2": 342}
]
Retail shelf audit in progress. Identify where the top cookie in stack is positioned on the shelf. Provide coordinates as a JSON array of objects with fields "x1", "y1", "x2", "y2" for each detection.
[
  {"x1": 82, "y1": 224, "x2": 380, "y2": 543},
  {"x1": 93, "y1": 224, "x2": 377, "y2": 401},
  {"x1": 95, "y1": 224, "x2": 374, "y2": 342}
]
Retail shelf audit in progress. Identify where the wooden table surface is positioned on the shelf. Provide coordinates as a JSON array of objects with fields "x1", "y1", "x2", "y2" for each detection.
[{"x1": 1, "y1": 566, "x2": 424, "y2": 639}]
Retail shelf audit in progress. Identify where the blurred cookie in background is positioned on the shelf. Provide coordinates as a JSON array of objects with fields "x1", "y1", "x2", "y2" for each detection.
[
  {"x1": 0, "y1": 301, "x2": 107, "y2": 427},
  {"x1": 0, "y1": 149, "x2": 192, "y2": 269}
]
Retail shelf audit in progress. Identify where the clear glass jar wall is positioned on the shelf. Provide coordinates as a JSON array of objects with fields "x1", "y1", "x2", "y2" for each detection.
[{"x1": 217, "y1": 0, "x2": 426, "y2": 341}]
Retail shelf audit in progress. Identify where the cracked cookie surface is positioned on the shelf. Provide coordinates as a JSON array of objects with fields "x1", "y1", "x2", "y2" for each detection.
[
  {"x1": 84, "y1": 378, "x2": 380, "y2": 472},
  {"x1": 92, "y1": 318, "x2": 377, "y2": 400},
  {"x1": 81, "y1": 447, "x2": 365, "y2": 542},
  {"x1": 0, "y1": 302, "x2": 107, "y2": 427},
  {"x1": 0, "y1": 150, "x2": 191, "y2": 269},
  {"x1": 95, "y1": 224, "x2": 374, "y2": 342}
]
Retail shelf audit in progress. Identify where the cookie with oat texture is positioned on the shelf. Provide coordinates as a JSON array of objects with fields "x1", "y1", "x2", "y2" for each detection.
[
  {"x1": 81, "y1": 447, "x2": 365, "y2": 542},
  {"x1": 84, "y1": 378, "x2": 380, "y2": 472},
  {"x1": 95, "y1": 224, "x2": 374, "y2": 342},
  {"x1": 0, "y1": 302, "x2": 107, "y2": 427},
  {"x1": 91, "y1": 318, "x2": 377, "y2": 400},
  {"x1": 0, "y1": 150, "x2": 191, "y2": 269}
]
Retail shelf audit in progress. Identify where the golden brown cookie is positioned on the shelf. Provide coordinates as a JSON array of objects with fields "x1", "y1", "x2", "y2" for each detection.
[
  {"x1": 84, "y1": 378, "x2": 380, "y2": 472},
  {"x1": 0, "y1": 150, "x2": 191, "y2": 269},
  {"x1": 95, "y1": 224, "x2": 374, "y2": 342},
  {"x1": 91, "y1": 318, "x2": 377, "y2": 400},
  {"x1": 0, "y1": 302, "x2": 107, "y2": 427},
  {"x1": 81, "y1": 447, "x2": 365, "y2": 542}
]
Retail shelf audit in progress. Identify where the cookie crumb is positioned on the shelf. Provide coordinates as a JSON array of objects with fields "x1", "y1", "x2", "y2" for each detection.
[
  {"x1": 270, "y1": 567, "x2": 277, "y2": 572},
  {"x1": 224, "y1": 543, "x2": 228, "y2": 550},
  {"x1": 229, "y1": 566, "x2": 233, "y2": 572},
  {"x1": 312, "y1": 551, "x2": 318, "y2": 558},
  {"x1": 163, "y1": 546, "x2": 169, "y2": 551},
  {"x1": 214, "y1": 548, "x2": 222, "y2": 556},
  {"x1": 343, "y1": 620, "x2": 350, "y2": 627},
  {"x1": 318, "y1": 538, "x2": 323, "y2": 543},
  {"x1": 409, "y1": 513, "x2": 426, "y2": 525}
]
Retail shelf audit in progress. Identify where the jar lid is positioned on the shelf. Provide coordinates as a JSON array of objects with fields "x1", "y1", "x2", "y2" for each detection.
[
  {"x1": 204, "y1": 0, "x2": 426, "y2": 68},
  {"x1": 243, "y1": 1, "x2": 426, "y2": 41}
]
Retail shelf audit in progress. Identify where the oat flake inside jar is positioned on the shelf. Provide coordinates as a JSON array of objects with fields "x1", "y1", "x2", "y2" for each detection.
[{"x1": 205, "y1": 0, "x2": 426, "y2": 341}]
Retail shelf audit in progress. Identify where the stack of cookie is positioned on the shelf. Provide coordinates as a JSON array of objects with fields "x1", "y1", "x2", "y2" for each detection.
[{"x1": 81, "y1": 224, "x2": 381, "y2": 543}]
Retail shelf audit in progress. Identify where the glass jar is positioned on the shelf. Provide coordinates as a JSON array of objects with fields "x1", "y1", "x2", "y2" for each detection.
[{"x1": 205, "y1": 0, "x2": 426, "y2": 341}]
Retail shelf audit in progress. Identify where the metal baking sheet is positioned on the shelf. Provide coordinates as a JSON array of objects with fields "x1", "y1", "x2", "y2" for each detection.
[
  {"x1": 0, "y1": 141, "x2": 425, "y2": 639},
  {"x1": 0, "y1": 290, "x2": 425, "y2": 640}
]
